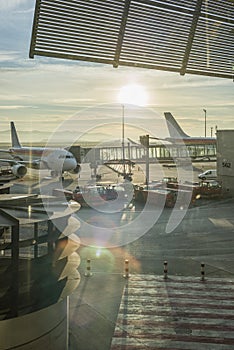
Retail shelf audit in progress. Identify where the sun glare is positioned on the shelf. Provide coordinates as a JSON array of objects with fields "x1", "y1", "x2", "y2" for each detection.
[{"x1": 117, "y1": 84, "x2": 148, "y2": 106}]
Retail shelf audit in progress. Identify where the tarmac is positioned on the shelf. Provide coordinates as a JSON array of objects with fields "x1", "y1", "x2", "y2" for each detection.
[
  {"x1": 68, "y1": 195, "x2": 234, "y2": 350},
  {"x1": 9, "y1": 164, "x2": 234, "y2": 350}
]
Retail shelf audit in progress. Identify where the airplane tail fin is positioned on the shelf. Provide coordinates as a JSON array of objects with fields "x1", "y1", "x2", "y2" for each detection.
[
  {"x1": 10, "y1": 122, "x2": 22, "y2": 148},
  {"x1": 164, "y1": 112, "x2": 189, "y2": 138}
]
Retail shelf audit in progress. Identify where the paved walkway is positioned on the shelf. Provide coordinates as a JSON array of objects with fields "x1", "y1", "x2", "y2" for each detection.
[
  {"x1": 111, "y1": 274, "x2": 234, "y2": 349},
  {"x1": 69, "y1": 273, "x2": 125, "y2": 350}
]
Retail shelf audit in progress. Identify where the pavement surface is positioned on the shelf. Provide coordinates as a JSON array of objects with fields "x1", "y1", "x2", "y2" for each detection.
[
  {"x1": 8, "y1": 163, "x2": 234, "y2": 350},
  {"x1": 68, "y1": 195, "x2": 234, "y2": 350},
  {"x1": 111, "y1": 275, "x2": 234, "y2": 350},
  {"x1": 69, "y1": 274, "x2": 125, "y2": 350}
]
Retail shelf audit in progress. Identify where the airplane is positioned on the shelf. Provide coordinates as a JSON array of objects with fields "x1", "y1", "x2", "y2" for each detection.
[
  {"x1": 0, "y1": 122, "x2": 80, "y2": 179},
  {"x1": 146, "y1": 112, "x2": 217, "y2": 163},
  {"x1": 163, "y1": 112, "x2": 216, "y2": 145}
]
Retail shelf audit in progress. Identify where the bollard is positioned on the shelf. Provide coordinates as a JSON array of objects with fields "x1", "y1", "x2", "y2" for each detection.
[
  {"x1": 164, "y1": 260, "x2": 168, "y2": 279},
  {"x1": 123, "y1": 259, "x2": 130, "y2": 278},
  {"x1": 201, "y1": 262, "x2": 205, "y2": 281},
  {"x1": 84, "y1": 258, "x2": 92, "y2": 277}
]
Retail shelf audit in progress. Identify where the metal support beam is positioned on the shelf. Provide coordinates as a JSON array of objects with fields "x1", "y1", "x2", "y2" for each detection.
[
  {"x1": 180, "y1": 0, "x2": 203, "y2": 76},
  {"x1": 113, "y1": 0, "x2": 131, "y2": 68}
]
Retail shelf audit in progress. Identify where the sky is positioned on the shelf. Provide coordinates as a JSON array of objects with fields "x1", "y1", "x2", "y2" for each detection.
[{"x1": 0, "y1": 0, "x2": 233, "y2": 146}]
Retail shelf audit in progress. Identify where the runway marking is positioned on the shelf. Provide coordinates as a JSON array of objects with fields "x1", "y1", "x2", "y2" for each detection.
[{"x1": 111, "y1": 274, "x2": 234, "y2": 349}]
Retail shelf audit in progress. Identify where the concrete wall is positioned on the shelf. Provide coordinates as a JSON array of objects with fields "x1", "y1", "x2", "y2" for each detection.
[
  {"x1": 0, "y1": 298, "x2": 68, "y2": 350},
  {"x1": 217, "y1": 130, "x2": 234, "y2": 196}
]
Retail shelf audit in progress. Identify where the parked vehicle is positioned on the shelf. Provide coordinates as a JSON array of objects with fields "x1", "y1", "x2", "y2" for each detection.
[
  {"x1": 72, "y1": 185, "x2": 118, "y2": 207},
  {"x1": 134, "y1": 186, "x2": 177, "y2": 207},
  {"x1": 149, "y1": 177, "x2": 178, "y2": 189},
  {"x1": 198, "y1": 169, "x2": 217, "y2": 180},
  {"x1": 52, "y1": 184, "x2": 127, "y2": 208},
  {"x1": 197, "y1": 180, "x2": 222, "y2": 198}
]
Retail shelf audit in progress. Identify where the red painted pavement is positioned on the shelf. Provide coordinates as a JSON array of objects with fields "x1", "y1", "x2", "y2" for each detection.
[{"x1": 111, "y1": 275, "x2": 234, "y2": 349}]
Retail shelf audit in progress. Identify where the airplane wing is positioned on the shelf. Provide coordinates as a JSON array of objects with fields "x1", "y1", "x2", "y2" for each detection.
[
  {"x1": 0, "y1": 149, "x2": 12, "y2": 153},
  {"x1": 0, "y1": 149, "x2": 14, "y2": 159},
  {"x1": 149, "y1": 136, "x2": 173, "y2": 144},
  {"x1": 0, "y1": 158, "x2": 19, "y2": 165},
  {"x1": 0, "y1": 148, "x2": 45, "y2": 166}
]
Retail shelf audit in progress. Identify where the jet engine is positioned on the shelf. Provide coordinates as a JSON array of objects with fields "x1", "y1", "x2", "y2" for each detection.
[{"x1": 11, "y1": 164, "x2": 27, "y2": 178}]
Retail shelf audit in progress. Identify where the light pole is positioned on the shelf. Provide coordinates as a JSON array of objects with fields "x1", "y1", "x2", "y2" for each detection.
[
  {"x1": 122, "y1": 105, "x2": 126, "y2": 177},
  {"x1": 203, "y1": 109, "x2": 207, "y2": 137}
]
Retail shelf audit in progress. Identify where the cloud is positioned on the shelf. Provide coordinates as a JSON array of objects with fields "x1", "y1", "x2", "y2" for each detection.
[
  {"x1": 0, "y1": 0, "x2": 33, "y2": 11},
  {"x1": 14, "y1": 7, "x2": 34, "y2": 14},
  {"x1": 0, "y1": 52, "x2": 16, "y2": 61},
  {"x1": 0, "y1": 105, "x2": 24, "y2": 110},
  {"x1": 52, "y1": 98, "x2": 96, "y2": 104}
]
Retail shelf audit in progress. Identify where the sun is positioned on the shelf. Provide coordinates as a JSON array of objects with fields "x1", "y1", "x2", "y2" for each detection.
[{"x1": 117, "y1": 84, "x2": 148, "y2": 106}]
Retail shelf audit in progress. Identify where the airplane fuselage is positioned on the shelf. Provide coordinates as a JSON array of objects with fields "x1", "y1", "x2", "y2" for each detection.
[
  {"x1": 9, "y1": 147, "x2": 77, "y2": 173},
  {"x1": 165, "y1": 137, "x2": 216, "y2": 145}
]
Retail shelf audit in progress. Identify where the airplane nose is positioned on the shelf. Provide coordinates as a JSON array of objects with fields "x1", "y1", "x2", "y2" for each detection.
[
  {"x1": 63, "y1": 158, "x2": 77, "y2": 171},
  {"x1": 72, "y1": 158, "x2": 78, "y2": 169}
]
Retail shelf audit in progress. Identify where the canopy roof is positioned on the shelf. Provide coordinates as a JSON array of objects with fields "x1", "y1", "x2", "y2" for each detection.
[{"x1": 29, "y1": 0, "x2": 234, "y2": 79}]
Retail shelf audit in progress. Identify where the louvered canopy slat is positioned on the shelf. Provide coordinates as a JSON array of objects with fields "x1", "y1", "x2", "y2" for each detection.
[{"x1": 29, "y1": 0, "x2": 234, "y2": 79}]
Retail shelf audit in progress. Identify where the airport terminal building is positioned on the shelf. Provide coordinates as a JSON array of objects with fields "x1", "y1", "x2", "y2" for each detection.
[{"x1": 217, "y1": 130, "x2": 234, "y2": 196}]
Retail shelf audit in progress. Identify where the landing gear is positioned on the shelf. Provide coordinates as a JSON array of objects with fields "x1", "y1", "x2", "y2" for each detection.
[{"x1": 50, "y1": 170, "x2": 64, "y2": 181}]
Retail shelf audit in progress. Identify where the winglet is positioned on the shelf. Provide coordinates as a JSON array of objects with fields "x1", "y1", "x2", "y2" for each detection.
[
  {"x1": 164, "y1": 112, "x2": 189, "y2": 138},
  {"x1": 10, "y1": 122, "x2": 22, "y2": 148}
]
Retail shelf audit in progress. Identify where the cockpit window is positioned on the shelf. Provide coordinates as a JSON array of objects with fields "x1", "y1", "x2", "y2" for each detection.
[{"x1": 58, "y1": 154, "x2": 74, "y2": 159}]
